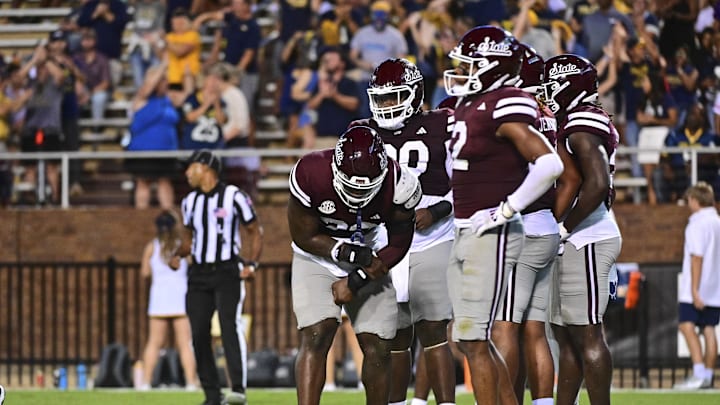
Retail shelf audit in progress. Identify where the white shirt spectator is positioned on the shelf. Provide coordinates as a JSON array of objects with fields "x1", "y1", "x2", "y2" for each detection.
[
  {"x1": 221, "y1": 85, "x2": 250, "y2": 141},
  {"x1": 680, "y1": 206, "x2": 720, "y2": 307}
]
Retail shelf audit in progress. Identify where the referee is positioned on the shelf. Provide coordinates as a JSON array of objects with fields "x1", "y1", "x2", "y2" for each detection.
[{"x1": 174, "y1": 149, "x2": 263, "y2": 405}]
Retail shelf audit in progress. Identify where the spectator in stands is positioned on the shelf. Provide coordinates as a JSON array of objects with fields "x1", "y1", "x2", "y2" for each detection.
[
  {"x1": 403, "y1": 0, "x2": 453, "y2": 106},
  {"x1": 126, "y1": 61, "x2": 179, "y2": 210},
  {"x1": 165, "y1": 8, "x2": 202, "y2": 87},
  {"x1": 0, "y1": 75, "x2": 15, "y2": 207},
  {"x1": 77, "y1": 0, "x2": 129, "y2": 88},
  {"x1": 317, "y1": 0, "x2": 360, "y2": 53},
  {"x1": 696, "y1": 28, "x2": 718, "y2": 131},
  {"x1": 139, "y1": 210, "x2": 197, "y2": 391},
  {"x1": 568, "y1": 0, "x2": 598, "y2": 57},
  {"x1": 165, "y1": 0, "x2": 202, "y2": 32},
  {"x1": 204, "y1": 63, "x2": 259, "y2": 198},
  {"x1": 302, "y1": 47, "x2": 359, "y2": 150},
  {"x1": 18, "y1": 44, "x2": 66, "y2": 205},
  {"x1": 620, "y1": 36, "x2": 656, "y2": 179},
  {"x1": 511, "y1": 0, "x2": 563, "y2": 58},
  {"x1": 59, "y1": 1, "x2": 87, "y2": 54},
  {"x1": 661, "y1": 103, "x2": 718, "y2": 203},
  {"x1": 637, "y1": 72, "x2": 679, "y2": 205},
  {"x1": 463, "y1": 0, "x2": 507, "y2": 26},
  {"x1": 673, "y1": 182, "x2": 720, "y2": 390},
  {"x1": 279, "y1": 0, "x2": 321, "y2": 44},
  {"x1": 179, "y1": 70, "x2": 227, "y2": 151},
  {"x1": 666, "y1": 46, "x2": 700, "y2": 129},
  {"x1": 280, "y1": 29, "x2": 321, "y2": 149},
  {"x1": 657, "y1": 0, "x2": 699, "y2": 65},
  {"x1": 73, "y1": 29, "x2": 111, "y2": 124},
  {"x1": 3, "y1": 63, "x2": 31, "y2": 136},
  {"x1": 47, "y1": 30, "x2": 85, "y2": 197},
  {"x1": 349, "y1": 1, "x2": 408, "y2": 117},
  {"x1": 127, "y1": 0, "x2": 166, "y2": 90},
  {"x1": 204, "y1": 0, "x2": 262, "y2": 129},
  {"x1": 579, "y1": 0, "x2": 634, "y2": 63}
]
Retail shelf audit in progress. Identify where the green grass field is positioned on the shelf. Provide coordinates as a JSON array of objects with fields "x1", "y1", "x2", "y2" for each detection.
[{"x1": 3, "y1": 389, "x2": 720, "y2": 405}]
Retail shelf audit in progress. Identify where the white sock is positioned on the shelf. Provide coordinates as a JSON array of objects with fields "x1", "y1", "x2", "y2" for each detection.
[
  {"x1": 388, "y1": 401, "x2": 407, "y2": 405},
  {"x1": 532, "y1": 398, "x2": 554, "y2": 405},
  {"x1": 437, "y1": 403, "x2": 456, "y2": 405},
  {"x1": 704, "y1": 367, "x2": 714, "y2": 379},
  {"x1": 410, "y1": 399, "x2": 427, "y2": 405},
  {"x1": 693, "y1": 363, "x2": 706, "y2": 378}
]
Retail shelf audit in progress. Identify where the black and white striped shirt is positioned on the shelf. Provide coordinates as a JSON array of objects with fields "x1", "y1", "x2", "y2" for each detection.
[{"x1": 181, "y1": 183, "x2": 257, "y2": 264}]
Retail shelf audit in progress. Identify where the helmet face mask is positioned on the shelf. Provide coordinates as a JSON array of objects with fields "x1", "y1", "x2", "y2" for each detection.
[
  {"x1": 332, "y1": 126, "x2": 389, "y2": 208},
  {"x1": 367, "y1": 84, "x2": 416, "y2": 129},
  {"x1": 368, "y1": 58, "x2": 424, "y2": 130}
]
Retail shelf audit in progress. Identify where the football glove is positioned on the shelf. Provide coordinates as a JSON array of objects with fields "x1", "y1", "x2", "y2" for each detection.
[
  {"x1": 470, "y1": 201, "x2": 516, "y2": 237},
  {"x1": 332, "y1": 241, "x2": 374, "y2": 267}
]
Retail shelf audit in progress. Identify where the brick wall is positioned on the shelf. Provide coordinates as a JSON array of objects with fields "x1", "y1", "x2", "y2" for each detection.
[{"x1": 0, "y1": 203, "x2": 691, "y2": 264}]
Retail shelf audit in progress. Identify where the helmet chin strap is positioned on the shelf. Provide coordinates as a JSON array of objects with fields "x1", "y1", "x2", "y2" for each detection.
[{"x1": 351, "y1": 208, "x2": 364, "y2": 243}]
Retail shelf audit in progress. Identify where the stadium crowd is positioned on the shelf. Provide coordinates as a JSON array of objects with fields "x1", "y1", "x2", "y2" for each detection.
[
  {"x1": 0, "y1": 0, "x2": 719, "y2": 207},
  {"x1": 0, "y1": 0, "x2": 720, "y2": 208}
]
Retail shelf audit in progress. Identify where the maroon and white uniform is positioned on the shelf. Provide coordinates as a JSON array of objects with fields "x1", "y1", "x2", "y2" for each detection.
[
  {"x1": 352, "y1": 108, "x2": 455, "y2": 251},
  {"x1": 352, "y1": 109, "x2": 455, "y2": 319},
  {"x1": 499, "y1": 103, "x2": 560, "y2": 324},
  {"x1": 450, "y1": 87, "x2": 538, "y2": 226},
  {"x1": 289, "y1": 150, "x2": 417, "y2": 277},
  {"x1": 558, "y1": 105, "x2": 621, "y2": 249}
]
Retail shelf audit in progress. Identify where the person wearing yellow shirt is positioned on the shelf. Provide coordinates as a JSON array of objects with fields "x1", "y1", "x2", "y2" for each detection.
[{"x1": 165, "y1": 8, "x2": 201, "y2": 86}]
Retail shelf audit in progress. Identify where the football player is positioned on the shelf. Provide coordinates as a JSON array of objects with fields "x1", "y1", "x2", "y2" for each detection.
[
  {"x1": 352, "y1": 58, "x2": 456, "y2": 405},
  {"x1": 288, "y1": 126, "x2": 421, "y2": 405},
  {"x1": 544, "y1": 54, "x2": 622, "y2": 405},
  {"x1": 491, "y1": 43, "x2": 558, "y2": 405},
  {"x1": 443, "y1": 26, "x2": 563, "y2": 405}
]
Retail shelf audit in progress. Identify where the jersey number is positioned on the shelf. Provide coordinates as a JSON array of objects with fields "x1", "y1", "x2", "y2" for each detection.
[
  {"x1": 384, "y1": 140, "x2": 429, "y2": 178},
  {"x1": 450, "y1": 121, "x2": 468, "y2": 171}
]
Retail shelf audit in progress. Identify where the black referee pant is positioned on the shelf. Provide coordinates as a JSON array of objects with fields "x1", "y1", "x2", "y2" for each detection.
[{"x1": 186, "y1": 260, "x2": 246, "y2": 402}]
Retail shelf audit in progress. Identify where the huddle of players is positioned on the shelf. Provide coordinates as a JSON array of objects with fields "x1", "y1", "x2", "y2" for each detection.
[{"x1": 288, "y1": 25, "x2": 622, "y2": 405}]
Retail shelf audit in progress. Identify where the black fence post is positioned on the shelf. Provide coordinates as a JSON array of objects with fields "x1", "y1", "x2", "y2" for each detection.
[
  {"x1": 638, "y1": 276, "x2": 649, "y2": 387},
  {"x1": 107, "y1": 256, "x2": 116, "y2": 344}
]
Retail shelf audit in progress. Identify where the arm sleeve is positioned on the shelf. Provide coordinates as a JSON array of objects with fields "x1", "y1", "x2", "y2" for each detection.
[
  {"x1": 507, "y1": 151, "x2": 564, "y2": 212},
  {"x1": 686, "y1": 223, "x2": 707, "y2": 257}
]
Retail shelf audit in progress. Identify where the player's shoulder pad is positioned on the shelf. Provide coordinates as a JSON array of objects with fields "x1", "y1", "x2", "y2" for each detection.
[{"x1": 393, "y1": 163, "x2": 422, "y2": 210}]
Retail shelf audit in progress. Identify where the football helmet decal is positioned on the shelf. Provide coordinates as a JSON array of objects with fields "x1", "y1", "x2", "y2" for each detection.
[
  {"x1": 444, "y1": 25, "x2": 522, "y2": 97},
  {"x1": 542, "y1": 54, "x2": 598, "y2": 114},
  {"x1": 515, "y1": 42, "x2": 544, "y2": 95},
  {"x1": 368, "y1": 58, "x2": 425, "y2": 130},
  {"x1": 332, "y1": 126, "x2": 389, "y2": 208}
]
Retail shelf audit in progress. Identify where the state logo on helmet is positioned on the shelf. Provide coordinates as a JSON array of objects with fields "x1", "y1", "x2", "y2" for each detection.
[
  {"x1": 367, "y1": 58, "x2": 425, "y2": 130},
  {"x1": 443, "y1": 25, "x2": 522, "y2": 97},
  {"x1": 542, "y1": 54, "x2": 598, "y2": 114},
  {"x1": 332, "y1": 126, "x2": 389, "y2": 208}
]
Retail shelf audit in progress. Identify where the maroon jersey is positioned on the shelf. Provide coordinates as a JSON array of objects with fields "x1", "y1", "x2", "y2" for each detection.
[
  {"x1": 557, "y1": 104, "x2": 619, "y2": 206},
  {"x1": 289, "y1": 149, "x2": 404, "y2": 240},
  {"x1": 350, "y1": 108, "x2": 453, "y2": 197},
  {"x1": 450, "y1": 87, "x2": 538, "y2": 219},
  {"x1": 524, "y1": 103, "x2": 558, "y2": 214}
]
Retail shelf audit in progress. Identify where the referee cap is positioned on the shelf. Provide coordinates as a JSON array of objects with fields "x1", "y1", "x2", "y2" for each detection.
[{"x1": 186, "y1": 149, "x2": 222, "y2": 174}]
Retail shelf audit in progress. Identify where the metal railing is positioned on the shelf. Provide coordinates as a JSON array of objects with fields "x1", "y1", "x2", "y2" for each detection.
[{"x1": 0, "y1": 145, "x2": 716, "y2": 208}]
